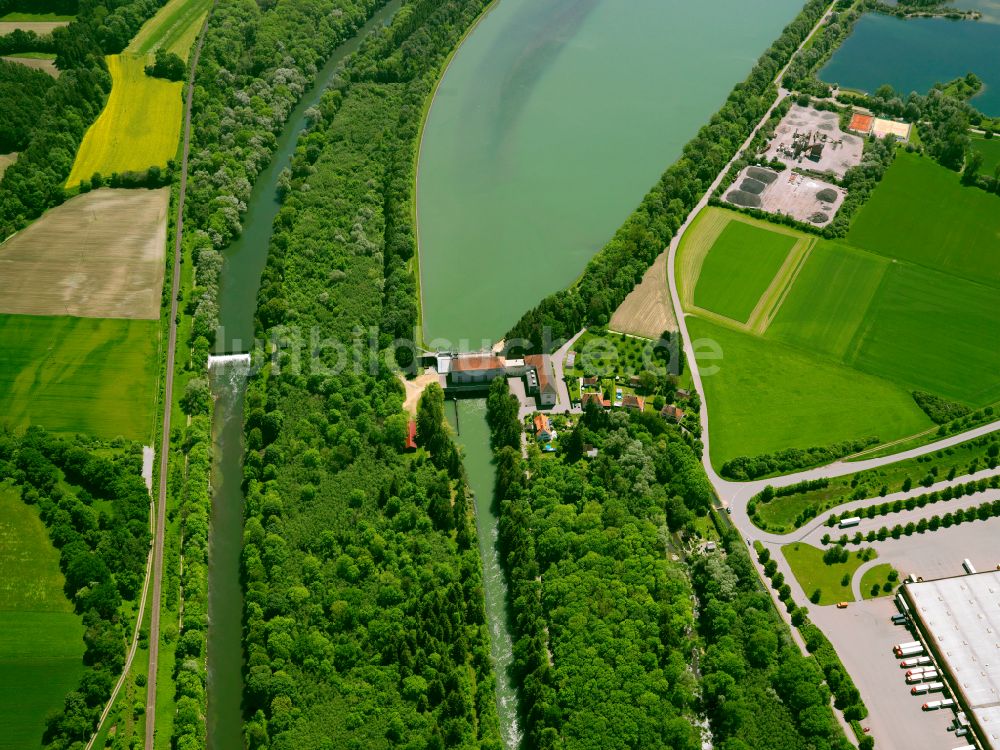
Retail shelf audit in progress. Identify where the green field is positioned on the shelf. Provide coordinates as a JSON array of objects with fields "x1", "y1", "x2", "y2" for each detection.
[
  {"x1": 852, "y1": 263, "x2": 1000, "y2": 405},
  {"x1": 971, "y1": 135, "x2": 1000, "y2": 175},
  {"x1": 0, "y1": 485, "x2": 85, "y2": 749},
  {"x1": 848, "y1": 151, "x2": 1000, "y2": 286},
  {"x1": 782, "y1": 542, "x2": 871, "y2": 605},
  {"x1": 690, "y1": 317, "x2": 930, "y2": 466},
  {"x1": 0, "y1": 314, "x2": 159, "y2": 442},
  {"x1": 693, "y1": 220, "x2": 795, "y2": 323},
  {"x1": 766, "y1": 241, "x2": 887, "y2": 359},
  {"x1": 127, "y1": 0, "x2": 211, "y2": 60}
]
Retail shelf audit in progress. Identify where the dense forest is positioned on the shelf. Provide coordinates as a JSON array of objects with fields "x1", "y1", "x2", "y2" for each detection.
[
  {"x1": 503, "y1": 0, "x2": 830, "y2": 353},
  {"x1": 173, "y1": 0, "x2": 508, "y2": 746},
  {"x1": 0, "y1": 429, "x2": 150, "y2": 749},
  {"x1": 0, "y1": 0, "x2": 171, "y2": 238},
  {"x1": 0, "y1": 59, "x2": 56, "y2": 153},
  {"x1": 486, "y1": 379, "x2": 855, "y2": 750}
]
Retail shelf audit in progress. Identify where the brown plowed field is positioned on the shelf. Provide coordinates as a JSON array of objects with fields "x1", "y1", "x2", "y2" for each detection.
[
  {"x1": 0, "y1": 187, "x2": 168, "y2": 319},
  {"x1": 609, "y1": 251, "x2": 677, "y2": 339}
]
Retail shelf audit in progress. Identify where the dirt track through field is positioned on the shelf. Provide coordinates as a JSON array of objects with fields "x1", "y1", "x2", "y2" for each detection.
[
  {"x1": 0, "y1": 152, "x2": 16, "y2": 179},
  {"x1": 0, "y1": 188, "x2": 168, "y2": 319},
  {"x1": 0, "y1": 21, "x2": 68, "y2": 34},
  {"x1": 2, "y1": 56, "x2": 59, "y2": 77}
]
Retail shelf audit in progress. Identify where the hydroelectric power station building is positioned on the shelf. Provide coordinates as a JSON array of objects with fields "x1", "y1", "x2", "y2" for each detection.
[{"x1": 902, "y1": 570, "x2": 1000, "y2": 750}]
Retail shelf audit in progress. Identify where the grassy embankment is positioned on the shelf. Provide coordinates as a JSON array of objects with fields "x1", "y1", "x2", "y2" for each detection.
[
  {"x1": 0, "y1": 484, "x2": 85, "y2": 750},
  {"x1": 682, "y1": 152, "x2": 1000, "y2": 469}
]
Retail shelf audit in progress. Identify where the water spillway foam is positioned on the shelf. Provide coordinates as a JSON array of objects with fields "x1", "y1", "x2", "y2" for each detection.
[{"x1": 206, "y1": 353, "x2": 251, "y2": 369}]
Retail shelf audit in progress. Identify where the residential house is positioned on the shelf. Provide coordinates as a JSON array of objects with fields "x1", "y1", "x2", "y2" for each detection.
[
  {"x1": 622, "y1": 394, "x2": 645, "y2": 411},
  {"x1": 582, "y1": 376, "x2": 599, "y2": 388},
  {"x1": 533, "y1": 414, "x2": 553, "y2": 441},
  {"x1": 581, "y1": 392, "x2": 610, "y2": 409},
  {"x1": 525, "y1": 354, "x2": 558, "y2": 407},
  {"x1": 661, "y1": 404, "x2": 685, "y2": 423},
  {"x1": 405, "y1": 420, "x2": 418, "y2": 451}
]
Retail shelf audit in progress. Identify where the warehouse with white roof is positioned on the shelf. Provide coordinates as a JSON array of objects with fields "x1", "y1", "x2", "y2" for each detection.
[{"x1": 903, "y1": 570, "x2": 1000, "y2": 750}]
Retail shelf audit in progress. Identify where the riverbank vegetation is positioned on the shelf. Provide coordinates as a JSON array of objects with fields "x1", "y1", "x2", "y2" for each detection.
[
  {"x1": 503, "y1": 0, "x2": 831, "y2": 353},
  {"x1": 486, "y1": 378, "x2": 857, "y2": 749},
  {"x1": 0, "y1": 428, "x2": 150, "y2": 748},
  {"x1": 176, "y1": 0, "x2": 514, "y2": 746}
]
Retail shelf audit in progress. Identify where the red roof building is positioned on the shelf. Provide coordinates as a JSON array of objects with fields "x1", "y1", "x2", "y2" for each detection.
[
  {"x1": 582, "y1": 392, "x2": 610, "y2": 409},
  {"x1": 661, "y1": 404, "x2": 685, "y2": 423},
  {"x1": 622, "y1": 394, "x2": 645, "y2": 411},
  {"x1": 533, "y1": 414, "x2": 553, "y2": 440},
  {"x1": 405, "y1": 420, "x2": 418, "y2": 450}
]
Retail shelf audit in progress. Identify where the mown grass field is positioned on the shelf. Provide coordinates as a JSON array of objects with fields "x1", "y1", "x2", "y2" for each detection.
[
  {"x1": 689, "y1": 317, "x2": 929, "y2": 466},
  {"x1": 782, "y1": 542, "x2": 871, "y2": 605},
  {"x1": 693, "y1": 219, "x2": 795, "y2": 323},
  {"x1": 852, "y1": 263, "x2": 1000, "y2": 406},
  {"x1": 766, "y1": 240, "x2": 887, "y2": 359},
  {"x1": 0, "y1": 484, "x2": 84, "y2": 750},
  {"x1": 0, "y1": 12, "x2": 74, "y2": 21},
  {"x1": 681, "y1": 155, "x2": 1000, "y2": 468},
  {"x1": 848, "y1": 151, "x2": 1000, "y2": 286},
  {"x1": 128, "y1": 0, "x2": 211, "y2": 60},
  {"x1": 0, "y1": 314, "x2": 159, "y2": 442},
  {"x1": 66, "y1": 54, "x2": 183, "y2": 186},
  {"x1": 971, "y1": 134, "x2": 1000, "y2": 175}
]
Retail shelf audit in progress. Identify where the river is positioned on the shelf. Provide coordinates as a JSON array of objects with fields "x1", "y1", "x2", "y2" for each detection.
[
  {"x1": 417, "y1": 1, "x2": 803, "y2": 747},
  {"x1": 820, "y1": 3, "x2": 1000, "y2": 116},
  {"x1": 204, "y1": 3, "x2": 403, "y2": 748}
]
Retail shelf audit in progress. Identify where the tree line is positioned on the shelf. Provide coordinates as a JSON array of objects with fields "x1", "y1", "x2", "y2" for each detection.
[
  {"x1": 0, "y1": 428, "x2": 150, "y2": 749},
  {"x1": 503, "y1": 0, "x2": 831, "y2": 353},
  {"x1": 486, "y1": 377, "x2": 858, "y2": 749}
]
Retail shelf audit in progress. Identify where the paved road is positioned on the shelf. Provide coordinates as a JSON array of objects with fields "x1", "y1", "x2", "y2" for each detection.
[{"x1": 145, "y1": 13, "x2": 213, "y2": 749}]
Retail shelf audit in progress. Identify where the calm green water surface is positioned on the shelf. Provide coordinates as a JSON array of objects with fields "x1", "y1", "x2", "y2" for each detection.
[
  {"x1": 417, "y1": 0, "x2": 802, "y2": 347},
  {"x1": 206, "y1": 4, "x2": 402, "y2": 748},
  {"x1": 820, "y1": 7, "x2": 1000, "y2": 116}
]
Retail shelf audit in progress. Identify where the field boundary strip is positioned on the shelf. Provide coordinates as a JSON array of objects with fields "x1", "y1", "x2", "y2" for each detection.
[
  {"x1": 748, "y1": 236, "x2": 816, "y2": 335},
  {"x1": 677, "y1": 208, "x2": 729, "y2": 307}
]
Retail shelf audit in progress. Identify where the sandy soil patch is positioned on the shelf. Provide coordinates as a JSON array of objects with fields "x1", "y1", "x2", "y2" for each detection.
[
  {"x1": 0, "y1": 21, "x2": 68, "y2": 34},
  {"x1": 0, "y1": 187, "x2": 169, "y2": 319},
  {"x1": 2, "y1": 56, "x2": 58, "y2": 77},
  {"x1": 609, "y1": 251, "x2": 677, "y2": 338},
  {"x1": 400, "y1": 370, "x2": 441, "y2": 415},
  {"x1": 763, "y1": 104, "x2": 863, "y2": 179},
  {"x1": 724, "y1": 166, "x2": 845, "y2": 227},
  {"x1": 0, "y1": 152, "x2": 16, "y2": 180}
]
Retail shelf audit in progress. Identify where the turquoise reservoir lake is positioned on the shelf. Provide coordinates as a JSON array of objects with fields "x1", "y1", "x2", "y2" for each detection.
[
  {"x1": 417, "y1": 0, "x2": 802, "y2": 347},
  {"x1": 820, "y1": 8, "x2": 1000, "y2": 116}
]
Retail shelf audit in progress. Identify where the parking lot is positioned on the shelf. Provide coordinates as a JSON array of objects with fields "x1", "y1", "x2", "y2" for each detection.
[{"x1": 811, "y1": 598, "x2": 959, "y2": 750}]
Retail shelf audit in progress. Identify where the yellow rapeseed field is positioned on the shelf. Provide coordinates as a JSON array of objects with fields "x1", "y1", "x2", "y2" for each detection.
[{"x1": 65, "y1": 54, "x2": 182, "y2": 187}]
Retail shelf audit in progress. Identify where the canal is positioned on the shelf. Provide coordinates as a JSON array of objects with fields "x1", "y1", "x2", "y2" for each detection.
[
  {"x1": 417, "y1": 1, "x2": 803, "y2": 747},
  {"x1": 204, "y1": 2, "x2": 403, "y2": 747}
]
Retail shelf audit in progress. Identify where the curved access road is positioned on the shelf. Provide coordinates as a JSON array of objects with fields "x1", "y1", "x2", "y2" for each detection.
[{"x1": 145, "y1": 11, "x2": 214, "y2": 749}]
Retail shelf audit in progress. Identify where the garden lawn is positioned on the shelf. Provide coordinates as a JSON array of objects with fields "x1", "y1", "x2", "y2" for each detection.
[
  {"x1": 689, "y1": 317, "x2": 931, "y2": 468},
  {"x1": 971, "y1": 134, "x2": 1000, "y2": 175},
  {"x1": 66, "y1": 54, "x2": 182, "y2": 187},
  {"x1": 766, "y1": 240, "x2": 888, "y2": 359},
  {"x1": 848, "y1": 151, "x2": 1000, "y2": 287},
  {"x1": 0, "y1": 485, "x2": 84, "y2": 750},
  {"x1": 782, "y1": 542, "x2": 869, "y2": 605},
  {"x1": 860, "y1": 563, "x2": 898, "y2": 600},
  {"x1": 0, "y1": 314, "x2": 159, "y2": 442},
  {"x1": 851, "y1": 263, "x2": 1000, "y2": 405},
  {"x1": 693, "y1": 219, "x2": 795, "y2": 323}
]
